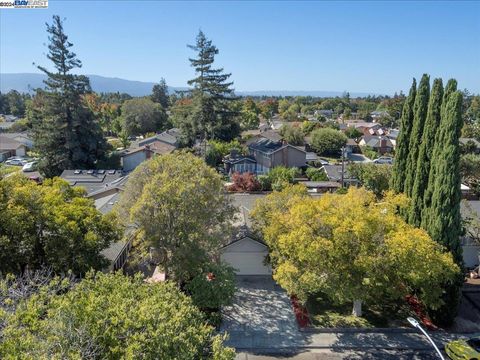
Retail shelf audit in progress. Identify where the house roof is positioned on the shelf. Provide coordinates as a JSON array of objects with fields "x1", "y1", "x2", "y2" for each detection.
[
  {"x1": 224, "y1": 153, "x2": 257, "y2": 165},
  {"x1": 147, "y1": 140, "x2": 176, "y2": 155},
  {"x1": 346, "y1": 138, "x2": 358, "y2": 146},
  {"x1": 361, "y1": 136, "x2": 394, "y2": 148},
  {"x1": 297, "y1": 180, "x2": 342, "y2": 188},
  {"x1": 0, "y1": 136, "x2": 26, "y2": 150},
  {"x1": 249, "y1": 137, "x2": 306, "y2": 155},
  {"x1": 60, "y1": 169, "x2": 125, "y2": 194},
  {"x1": 132, "y1": 128, "x2": 180, "y2": 148},
  {"x1": 245, "y1": 130, "x2": 283, "y2": 145}
]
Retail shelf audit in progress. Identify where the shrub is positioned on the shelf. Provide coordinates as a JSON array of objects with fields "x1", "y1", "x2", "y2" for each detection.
[
  {"x1": 305, "y1": 167, "x2": 328, "y2": 181},
  {"x1": 228, "y1": 172, "x2": 261, "y2": 192}
]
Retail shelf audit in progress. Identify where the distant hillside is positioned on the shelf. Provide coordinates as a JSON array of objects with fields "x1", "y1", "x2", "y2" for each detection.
[
  {"x1": 0, "y1": 73, "x2": 380, "y2": 98},
  {"x1": 0, "y1": 73, "x2": 187, "y2": 96}
]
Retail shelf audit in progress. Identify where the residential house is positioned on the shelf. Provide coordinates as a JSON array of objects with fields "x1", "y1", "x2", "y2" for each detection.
[
  {"x1": 345, "y1": 138, "x2": 360, "y2": 155},
  {"x1": 461, "y1": 201, "x2": 480, "y2": 268},
  {"x1": 60, "y1": 169, "x2": 126, "y2": 195},
  {"x1": 322, "y1": 164, "x2": 359, "y2": 187},
  {"x1": 224, "y1": 137, "x2": 306, "y2": 175},
  {"x1": 345, "y1": 120, "x2": 385, "y2": 136},
  {"x1": 120, "y1": 129, "x2": 179, "y2": 171},
  {"x1": 0, "y1": 134, "x2": 29, "y2": 158},
  {"x1": 359, "y1": 135, "x2": 394, "y2": 154},
  {"x1": 370, "y1": 110, "x2": 389, "y2": 121},
  {"x1": 297, "y1": 180, "x2": 341, "y2": 193},
  {"x1": 314, "y1": 109, "x2": 334, "y2": 119},
  {"x1": 220, "y1": 193, "x2": 272, "y2": 275}
]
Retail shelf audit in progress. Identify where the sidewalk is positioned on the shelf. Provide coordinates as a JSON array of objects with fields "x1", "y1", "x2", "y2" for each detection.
[{"x1": 231, "y1": 329, "x2": 476, "y2": 353}]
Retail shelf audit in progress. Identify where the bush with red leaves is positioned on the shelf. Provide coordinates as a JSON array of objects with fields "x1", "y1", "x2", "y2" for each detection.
[
  {"x1": 291, "y1": 295, "x2": 310, "y2": 328},
  {"x1": 405, "y1": 294, "x2": 438, "y2": 330},
  {"x1": 228, "y1": 172, "x2": 261, "y2": 192}
]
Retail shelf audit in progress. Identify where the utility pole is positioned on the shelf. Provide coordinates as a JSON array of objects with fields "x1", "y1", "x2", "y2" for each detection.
[{"x1": 341, "y1": 146, "x2": 345, "y2": 188}]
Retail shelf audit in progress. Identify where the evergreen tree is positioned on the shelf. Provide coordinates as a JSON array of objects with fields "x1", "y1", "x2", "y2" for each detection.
[
  {"x1": 181, "y1": 30, "x2": 239, "y2": 144},
  {"x1": 427, "y1": 91, "x2": 464, "y2": 263},
  {"x1": 31, "y1": 15, "x2": 106, "y2": 177},
  {"x1": 404, "y1": 74, "x2": 430, "y2": 197},
  {"x1": 151, "y1": 78, "x2": 169, "y2": 108},
  {"x1": 422, "y1": 79, "x2": 458, "y2": 228},
  {"x1": 425, "y1": 89, "x2": 464, "y2": 326},
  {"x1": 409, "y1": 79, "x2": 443, "y2": 226},
  {"x1": 391, "y1": 79, "x2": 416, "y2": 193}
]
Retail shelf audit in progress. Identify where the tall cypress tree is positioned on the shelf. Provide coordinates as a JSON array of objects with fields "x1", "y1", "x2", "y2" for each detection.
[
  {"x1": 182, "y1": 30, "x2": 239, "y2": 144},
  {"x1": 32, "y1": 15, "x2": 106, "y2": 177},
  {"x1": 409, "y1": 79, "x2": 443, "y2": 226},
  {"x1": 428, "y1": 91, "x2": 464, "y2": 263},
  {"x1": 391, "y1": 79, "x2": 416, "y2": 193},
  {"x1": 421, "y1": 79, "x2": 458, "y2": 229},
  {"x1": 403, "y1": 74, "x2": 430, "y2": 197},
  {"x1": 426, "y1": 90, "x2": 464, "y2": 326}
]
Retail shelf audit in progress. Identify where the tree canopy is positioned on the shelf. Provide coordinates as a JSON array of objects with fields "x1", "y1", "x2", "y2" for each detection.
[
  {"x1": 117, "y1": 152, "x2": 235, "y2": 282},
  {"x1": 120, "y1": 97, "x2": 168, "y2": 136},
  {"x1": 0, "y1": 271, "x2": 234, "y2": 359},
  {"x1": 31, "y1": 15, "x2": 107, "y2": 177},
  {"x1": 251, "y1": 186, "x2": 459, "y2": 316},
  {"x1": 310, "y1": 128, "x2": 347, "y2": 156},
  {"x1": 0, "y1": 175, "x2": 121, "y2": 275}
]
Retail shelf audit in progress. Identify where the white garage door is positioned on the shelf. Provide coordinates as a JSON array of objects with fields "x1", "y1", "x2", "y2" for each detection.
[{"x1": 221, "y1": 251, "x2": 271, "y2": 275}]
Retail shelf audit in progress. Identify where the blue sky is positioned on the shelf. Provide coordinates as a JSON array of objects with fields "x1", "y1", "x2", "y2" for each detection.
[{"x1": 1, "y1": 0, "x2": 479, "y2": 94}]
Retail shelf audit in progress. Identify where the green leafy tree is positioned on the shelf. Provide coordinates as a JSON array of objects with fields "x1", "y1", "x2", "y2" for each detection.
[
  {"x1": 280, "y1": 124, "x2": 304, "y2": 146},
  {"x1": 31, "y1": 15, "x2": 107, "y2": 177},
  {"x1": 460, "y1": 153, "x2": 480, "y2": 195},
  {"x1": 305, "y1": 167, "x2": 328, "y2": 181},
  {"x1": 185, "y1": 262, "x2": 236, "y2": 310},
  {"x1": 0, "y1": 175, "x2": 121, "y2": 275},
  {"x1": 409, "y1": 79, "x2": 443, "y2": 226},
  {"x1": 310, "y1": 128, "x2": 347, "y2": 156},
  {"x1": 264, "y1": 166, "x2": 301, "y2": 191},
  {"x1": 120, "y1": 97, "x2": 168, "y2": 137},
  {"x1": 117, "y1": 152, "x2": 235, "y2": 282},
  {"x1": 205, "y1": 139, "x2": 244, "y2": 167},
  {"x1": 348, "y1": 163, "x2": 391, "y2": 197},
  {"x1": 251, "y1": 186, "x2": 459, "y2": 317},
  {"x1": 344, "y1": 126, "x2": 363, "y2": 139},
  {"x1": 0, "y1": 271, "x2": 234, "y2": 359},
  {"x1": 151, "y1": 78, "x2": 170, "y2": 108},
  {"x1": 404, "y1": 75, "x2": 430, "y2": 196}
]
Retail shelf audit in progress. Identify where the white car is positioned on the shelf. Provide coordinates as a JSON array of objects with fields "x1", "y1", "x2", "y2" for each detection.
[
  {"x1": 373, "y1": 157, "x2": 393, "y2": 165},
  {"x1": 22, "y1": 161, "x2": 38, "y2": 172},
  {"x1": 5, "y1": 158, "x2": 25, "y2": 166}
]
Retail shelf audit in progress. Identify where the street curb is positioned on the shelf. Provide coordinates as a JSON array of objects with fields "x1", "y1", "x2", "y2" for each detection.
[
  {"x1": 232, "y1": 345, "x2": 438, "y2": 353},
  {"x1": 298, "y1": 327, "x2": 418, "y2": 334}
]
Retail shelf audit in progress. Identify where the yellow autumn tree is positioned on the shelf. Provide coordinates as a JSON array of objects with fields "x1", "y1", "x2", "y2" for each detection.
[{"x1": 251, "y1": 186, "x2": 459, "y2": 316}]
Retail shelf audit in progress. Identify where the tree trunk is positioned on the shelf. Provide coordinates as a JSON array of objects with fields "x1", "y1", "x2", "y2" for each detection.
[{"x1": 352, "y1": 300, "x2": 362, "y2": 317}]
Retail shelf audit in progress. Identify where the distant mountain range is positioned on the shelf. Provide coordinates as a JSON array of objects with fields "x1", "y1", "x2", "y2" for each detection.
[{"x1": 0, "y1": 73, "x2": 380, "y2": 98}]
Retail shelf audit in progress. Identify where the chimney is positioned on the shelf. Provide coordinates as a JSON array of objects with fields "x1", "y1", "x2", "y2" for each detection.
[{"x1": 230, "y1": 148, "x2": 239, "y2": 158}]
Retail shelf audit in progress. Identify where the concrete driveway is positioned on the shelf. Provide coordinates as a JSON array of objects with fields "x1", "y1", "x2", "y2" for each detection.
[{"x1": 220, "y1": 276, "x2": 304, "y2": 349}]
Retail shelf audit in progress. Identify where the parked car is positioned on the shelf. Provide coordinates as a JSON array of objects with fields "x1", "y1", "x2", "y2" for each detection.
[
  {"x1": 5, "y1": 158, "x2": 26, "y2": 166},
  {"x1": 373, "y1": 156, "x2": 393, "y2": 165},
  {"x1": 445, "y1": 336, "x2": 480, "y2": 359},
  {"x1": 22, "y1": 161, "x2": 38, "y2": 172}
]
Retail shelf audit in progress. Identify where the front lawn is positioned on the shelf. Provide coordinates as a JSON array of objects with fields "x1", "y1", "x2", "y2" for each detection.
[
  {"x1": 306, "y1": 294, "x2": 411, "y2": 328},
  {"x1": 0, "y1": 164, "x2": 20, "y2": 177}
]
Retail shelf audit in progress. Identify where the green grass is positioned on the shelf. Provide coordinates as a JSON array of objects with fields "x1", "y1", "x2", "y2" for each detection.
[
  {"x1": 306, "y1": 294, "x2": 411, "y2": 328},
  {"x1": 0, "y1": 164, "x2": 20, "y2": 177}
]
